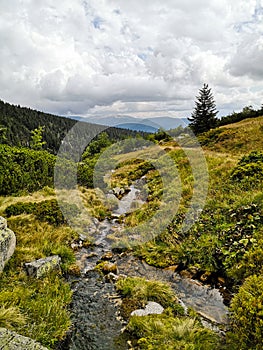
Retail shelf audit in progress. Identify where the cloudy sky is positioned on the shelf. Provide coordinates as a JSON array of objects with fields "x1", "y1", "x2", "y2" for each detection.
[{"x1": 0, "y1": 0, "x2": 263, "y2": 120}]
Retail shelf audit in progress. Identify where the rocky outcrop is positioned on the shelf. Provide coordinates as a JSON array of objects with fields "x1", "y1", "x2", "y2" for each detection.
[
  {"x1": 0, "y1": 216, "x2": 16, "y2": 273},
  {"x1": 24, "y1": 255, "x2": 61, "y2": 278},
  {"x1": 0, "y1": 327, "x2": 48, "y2": 349}
]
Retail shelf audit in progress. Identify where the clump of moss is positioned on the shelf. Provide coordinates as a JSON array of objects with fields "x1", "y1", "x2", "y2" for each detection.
[
  {"x1": 127, "y1": 314, "x2": 219, "y2": 350},
  {"x1": 116, "y1": 276, "x2": 180, "y2": 310}
]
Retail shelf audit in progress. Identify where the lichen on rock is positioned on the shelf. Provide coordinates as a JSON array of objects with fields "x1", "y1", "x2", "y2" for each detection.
[
  {"x1": 0, "y1": 216, "x2": 16, "y2": 273},
  {"x1": 24, "y1": 255, "x2": 61, "y2": 278},
  {"x1": 0, "y1": 327, "x2": 48, "y2": 349}
]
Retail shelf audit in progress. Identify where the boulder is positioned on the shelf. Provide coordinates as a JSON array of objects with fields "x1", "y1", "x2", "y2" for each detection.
[
  {"x1": 24, "y1": 255, "x2": 61, "y2": 278},
  {"x1": 0, "y1": 327, "x2": 48, "y2": 349},
  {"x1": 131, "y1": 301, "x2": 164, "y2": 317},
  {"x1": 0, "y1": 216, "x2": 16, "y2": 273}
]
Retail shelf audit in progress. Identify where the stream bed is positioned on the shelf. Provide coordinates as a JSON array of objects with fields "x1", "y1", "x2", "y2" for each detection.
[{"x1": 60, "y1": 181, "x2": 229, "y2": 350}]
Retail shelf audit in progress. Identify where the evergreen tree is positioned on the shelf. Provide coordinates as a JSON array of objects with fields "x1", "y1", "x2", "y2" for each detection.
[
  {"x1": 0, "y1": 125, "x2": 7, "y2": 143},
  {"x1": 30, "y1": 126, "x2": 46, "y2": 150},
  {"x1": 188, "y1": 83, "x2": 218, "y2": 134}
]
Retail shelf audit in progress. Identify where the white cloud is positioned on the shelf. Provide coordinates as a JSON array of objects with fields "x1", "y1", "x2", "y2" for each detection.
[
  {"x1": 0, "y1": 0, "x2": 262, "y2": 118},
  {"x1": 229, "y1": 34, "x2": 263, "y2": 80}
]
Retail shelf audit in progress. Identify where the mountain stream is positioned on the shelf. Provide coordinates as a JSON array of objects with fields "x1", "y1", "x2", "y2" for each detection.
[{"x1": 60, "y1": 180, "x2": 229, "y2": 350}]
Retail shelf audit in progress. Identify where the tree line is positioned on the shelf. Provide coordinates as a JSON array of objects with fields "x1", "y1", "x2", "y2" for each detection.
[{"x1": 188, "y1": 84, "x2": 263, "y2": 135}]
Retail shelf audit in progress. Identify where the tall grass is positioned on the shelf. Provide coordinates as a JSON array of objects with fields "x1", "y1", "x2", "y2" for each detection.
[
  {"x1": 127, "y1": 315, "x2": 219, "y2": 350},
  {"x1": 0, "y1": 210, "x2": 77, "y2": 347},
  {"x1": 0, "y1": 272, "x2": 72, "y2": 347}
]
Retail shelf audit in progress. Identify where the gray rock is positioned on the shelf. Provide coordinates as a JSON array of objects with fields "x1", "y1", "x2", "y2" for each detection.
[
  {"x1": 131, "y1": 301, "x2": 164, "y2": 316},
  {"x1": 0, "y1": 217, "x2": 16, "y2": 273},
  {"x1": 24, "y1": 255, "x2": 61, "y2": 278},
  {"x1": 0, "y1": 327, "x2": 48, "y2": 349}
]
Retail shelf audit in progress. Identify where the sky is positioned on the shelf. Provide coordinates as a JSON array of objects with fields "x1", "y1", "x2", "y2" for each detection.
[{"x1": 0, "y1": 0, "x2": 263, "y2": 120}]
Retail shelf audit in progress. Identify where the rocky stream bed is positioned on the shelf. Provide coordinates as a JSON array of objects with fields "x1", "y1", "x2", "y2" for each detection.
[{"x1": 58, "y1": 181, "x2": 229, "y2": 350}]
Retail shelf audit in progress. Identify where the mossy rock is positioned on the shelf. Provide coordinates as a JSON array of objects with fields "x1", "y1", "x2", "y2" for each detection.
[{"x1": 0, "y1": 327, "x2": 48, "y2": 350}]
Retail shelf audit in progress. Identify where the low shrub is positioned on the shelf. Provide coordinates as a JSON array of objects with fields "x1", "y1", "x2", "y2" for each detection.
[
  {"x1": 219, "y1": 203, "x2": 263, "y2": 279},
  {"x1": 5, "y1": 199, "x2": 80, "y2": 225},
  {"x1": 228, "y1": 275, "x2": 263, "y2": 349},
  {"x1": 0, "y1": 144, "x2": 55, "y2": 195},
  {"x1": 231, "y1": 151, "x2": 263, "y2": 181},
  {"x1": 198, "y1": 128, "x2": 236, "y2": 147}
]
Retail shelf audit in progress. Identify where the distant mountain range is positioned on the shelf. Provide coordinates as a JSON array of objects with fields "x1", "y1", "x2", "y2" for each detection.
[{"x1": 71, "y1": 115, "x2": 189, "y2": 132}]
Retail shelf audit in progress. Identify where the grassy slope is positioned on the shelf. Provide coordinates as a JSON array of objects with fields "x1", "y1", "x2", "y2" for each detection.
[
  {"x1": 199, "y1": 116, "x2": 263, "y2": 154},
  {"x1": 112, "y1": 117, "x2": 263, "y2": 275},
  {"x1": 109, "y1": 116, "x2": 263, "y2": 349}
]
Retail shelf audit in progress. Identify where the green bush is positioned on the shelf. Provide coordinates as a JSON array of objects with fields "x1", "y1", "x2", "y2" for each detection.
[
  {"x1": 198, "y1": 128, "x2": 235, "y2": 147},
  {"x1": 228, "y1": 275, "x2": 263, "y2": 349},
  {"x1": 4, "y1": 202, "x2": 35, "y2": 217},
  {"x1": 231, "y1": 151, "x2": 263, "y2": 181},
  {"x1": 238, "y1": 151, "x2": 263, "y2": 165},
  {"x1": 77, "y1": 157, "x2": 98, "y2": 188},
  {"x1": 5, "y1": 199, "x2": 80, "y2": 225},
  {"x1": 231, "y1": 231, "x2": 263, "y2": 280},
  {"x1": 0, "y1": 144, "x2": 55, "y2": 195},
  {"x1": 0, "y1": 144, "x2": 105, "y2": 194},
  {"x1": 219, "y1": 204, "x2": 262, "y2": 279}
]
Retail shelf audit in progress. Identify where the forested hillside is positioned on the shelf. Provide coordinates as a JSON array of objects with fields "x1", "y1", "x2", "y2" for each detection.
[{"x1": 0, "y1": 100, "x2": 144, "y2": 153}]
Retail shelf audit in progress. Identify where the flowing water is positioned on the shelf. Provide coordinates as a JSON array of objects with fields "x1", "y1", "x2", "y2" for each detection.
[{"x1": 61, "y1": 181, "x2": 229, "y2": 350}]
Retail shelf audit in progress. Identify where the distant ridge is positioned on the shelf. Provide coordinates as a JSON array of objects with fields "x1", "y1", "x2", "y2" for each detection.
[
  {"x1": 72, "y1": 115, "x2": 189, "y2": 131},
  {"x1": 117, "y1": 123, "x2": 158, "y2": 133}
]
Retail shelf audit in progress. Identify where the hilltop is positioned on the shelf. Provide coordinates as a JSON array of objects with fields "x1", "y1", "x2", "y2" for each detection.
[{"x1": 198, "y1": 116, "x2": 263, "y2": 154}]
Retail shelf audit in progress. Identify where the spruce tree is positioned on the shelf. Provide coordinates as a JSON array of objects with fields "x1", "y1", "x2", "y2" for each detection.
[
  {"x1": 188, "y1": 83, "x2": 218, "y2": 135},
  {"x1": 30, "y1": 126, "x2": 46, "y2": 150}
]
